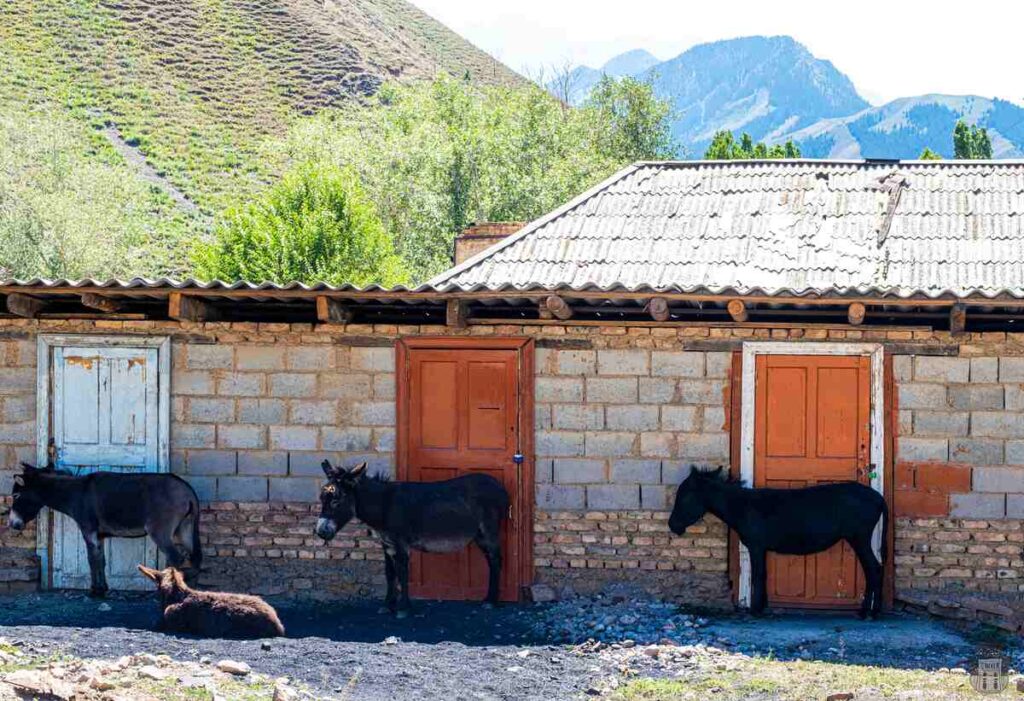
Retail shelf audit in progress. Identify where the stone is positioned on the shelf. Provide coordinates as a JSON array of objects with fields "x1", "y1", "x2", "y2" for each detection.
[
  {"x1": 89, "y1": 676, "x2": 116, "y2": 691},
  {"x1": 825, "y1": 694, "x2": 854, "y2": 701},
  {"x1": 273, "y1": 682, "x2": 299, "y2": 701},
  {"x1": 215, "y1": 660, "x2": 251, "y2": 676},
  {"x1": 138, "y1": 665, "x2": 168, "y2": 680},
  {"x1": 554, "y1": 459, "x2": 605, "y2": 484},
  {"x1": 382, "y1": 636, "x2": 400, "y2": 646},
  {"x1": 651, "y1": 352, "x2": 704, "y2": 378},
  {"x1": 529, "y1": 584, "x2": 557, "y2": 602}
]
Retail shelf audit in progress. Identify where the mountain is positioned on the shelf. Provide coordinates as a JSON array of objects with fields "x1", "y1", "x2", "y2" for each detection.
[
  {"x1": 776, "y1": 95, "x2": 1024, "y2": 159},
  {"x1": 552, "y1": 49, "x2": 660, "y2": 104},
  {"x1": 0, "y1": 0, "x2": 521, "y2": 264}
]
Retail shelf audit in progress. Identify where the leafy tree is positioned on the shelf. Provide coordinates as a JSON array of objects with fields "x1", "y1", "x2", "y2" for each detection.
[
  {"x1": 953, "y1": 119, "x2": 993, "y2": 159},
  {"x1": 703, "y1": 130, "x2": 801, "y2": 160},
  {"x1": 193, "y1": 162, "x2": 408, "y2": 286},
  {"x1": 919, "y1": 147, "x2": 942, "y2": 160},
  {"x1": 580, "y1": 76, "x2": 677, "y2": 164}
]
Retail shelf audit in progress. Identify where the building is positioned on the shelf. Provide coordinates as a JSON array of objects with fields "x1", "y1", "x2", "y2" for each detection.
[{"x1": 0, "y1": 160, "x2": 1021, "y2": 626}]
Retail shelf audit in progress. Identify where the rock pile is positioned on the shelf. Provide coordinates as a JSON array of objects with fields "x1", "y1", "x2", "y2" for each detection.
[{"x1": 530, "y1": 594, "x2": 710, "y2": 645}]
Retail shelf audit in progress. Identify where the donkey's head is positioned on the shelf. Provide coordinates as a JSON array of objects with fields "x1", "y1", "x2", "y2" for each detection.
[
  {"x1": 668, "y1": 466, "x2": 725, "y2": 535},
  {"x1": 138, "y1": 565, "x2": 190, "y2": 604},
  {"x1": 7, "y1": 463, "x2": 51, "y2": 531},
  {"x1": 315, "y1": 461, "x2": 368, "y2": 541}
]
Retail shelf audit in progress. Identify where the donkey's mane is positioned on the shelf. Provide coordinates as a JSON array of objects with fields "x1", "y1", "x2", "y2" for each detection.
[{"x1": 692, "y1": 467, "x2": 746, "y2": 487}]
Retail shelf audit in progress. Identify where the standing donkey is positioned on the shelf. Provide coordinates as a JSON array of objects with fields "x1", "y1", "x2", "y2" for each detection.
[
  {"x1": 668, "y1": 467, "x2": 887, "y2": 619},
  {"x1": 315, "y1": 461, "x2": 509, "y2": 617},
  {"x1": 6, "y1": 462, "x2": 202, "y2": 597}
]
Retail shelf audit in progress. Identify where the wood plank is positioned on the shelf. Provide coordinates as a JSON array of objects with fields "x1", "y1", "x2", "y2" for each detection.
[
  {"x1": 6, "y1": 293, "x2": 46, "y2": 318},
  {"x1": 446, "y1": 299, "x2": 468, "y2": 328},
  {"x1": 80, "y1": 293, "x2": 123, "y2": 313},
  {"x1": 648, "y1": 297, "x2": 670, "y2": 322},
  {"x1": 469, "y1": 318, "x2": 930, "y2": 331},
  {"x1": 316, "y1": 296, "x2": 352, "y2": 324},
  {"x1": 168, "y1": 292, "x2": 218, "y2": 322},
  {"x1": 543, "y1": 295, "x2": 573, "y2": 320}
]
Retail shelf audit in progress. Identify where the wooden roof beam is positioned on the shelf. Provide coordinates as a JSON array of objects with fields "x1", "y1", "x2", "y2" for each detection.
[
  {"x1": 950, "y1": 303, "x2": 967, "y2": 335},
  {"x1": 727, "y1": 299, "x2": 748, "y2": 323},
  {"x1": 648, "y1": 297, "x2": 670, "y2": 322},
  {"x1": 6, "y1": 293, "x2": 46, "y2": 318},
  {"x1": 169, "y1": 292, "x2": 218, "y2": 322},
  {"x1": 446, "y1": 299, "x2": 468, "y2": 328},
  {"x1": 848, "y1": 302, "x2": 866, "y2": 326},
  {"x1": 80, "y1": 293, "x2": 123, "y2": 313},
  {"x1": 316, "y1": 296, "x2": 352, "y2": 324},
  {"x1": 543, "y1": 295, "x2": 573, "y2": 320}
]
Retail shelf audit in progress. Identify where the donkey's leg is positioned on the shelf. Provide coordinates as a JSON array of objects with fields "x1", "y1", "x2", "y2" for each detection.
[
  {"x1": 393, "y1": 546, "x2": 412, "y2": 619},
  {"x1": 850, "y1": 536, "x2": 883, "y2": 620},
  {"x1": 148, "y1": 520, "x2": 186, "y2": 570},
  {"x1": 748, "y1": 548, "x2": 768, "y2": 615},
  {"x1": 83, "y1": 531, "x2": 108, "y2": 598},
  {"x1": 474, "y1": 524, "x2": 502, "y2": 606},
  {"x1": 380, "y1": 547, "x2": 398, "y2": 614}
]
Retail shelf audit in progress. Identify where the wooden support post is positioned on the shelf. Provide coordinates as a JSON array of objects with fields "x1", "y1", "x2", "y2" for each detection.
[
  {"x1": 847, "y1": 302, "x2": 866, "y2": 326},
  {"x1": 446, "y1": 299, "x2": 468, "y2": 328},
  {"x1": 6, "y1": 293, "x2": 46, "y2": 318},
  {"x1": 168, "y1": 292, "x2": 218, "y2": 322},
  {"x1": 544, "y1": 295, "x2": 573, "y2": 320},
  {"x1": 727, "y1": 299, "x2": 748, "y2": 323},
  {"x1": 949, "y1": 304, "x2": 967, "y2": 335},
  {"x1": 80, "y1": 293, "x2": 123, "y2": 313},
  {"x1": 648, "y1": 297, "x2": 670, "y2": 322},
  {"x1": 316, "y1": 296, "x2": 352, "y2": 324}
]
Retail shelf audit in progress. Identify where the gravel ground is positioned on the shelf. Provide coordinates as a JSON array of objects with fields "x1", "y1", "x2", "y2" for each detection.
[{"x1": 0, "y1": 592, "x2": 1019, "y2": 700}]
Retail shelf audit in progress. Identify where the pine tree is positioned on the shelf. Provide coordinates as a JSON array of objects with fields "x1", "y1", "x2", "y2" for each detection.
[{"x1": 703, "y1": 131, "x2": 801, "y2": 160}]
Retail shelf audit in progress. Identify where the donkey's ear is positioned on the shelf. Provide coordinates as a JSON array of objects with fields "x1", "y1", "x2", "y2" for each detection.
[
  {"x1": 137, "y1": 564, "x2": 160, "y2": 582},
  {"x1": 13, "y1": 475, "x2": 24, "y2": 487},
  {"x1": 348, "y1": 462, "x2": 368, "y2": 480},
  {"x1": 170, "y1": 568, "x2": 188, "y2": 591},
  {"x1": 19, "y1": 462, "x2": 36, "y2": 473},
  {"x1": 321, "y1": 460, "x2": 341, "y2": 479}
]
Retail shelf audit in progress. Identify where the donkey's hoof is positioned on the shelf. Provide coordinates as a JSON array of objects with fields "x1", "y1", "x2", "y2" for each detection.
[
  {"x1": 88, "y1": 588, "x2": 108, "y2": 599},
  {"x1": 395, "y1": 609, "x2": 410, "y2": 620}
]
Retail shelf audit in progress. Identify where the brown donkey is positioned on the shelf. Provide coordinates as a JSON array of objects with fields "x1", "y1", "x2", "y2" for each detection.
[{"x1": 138, "y1": 565, "x2": 285, "y2": 639}]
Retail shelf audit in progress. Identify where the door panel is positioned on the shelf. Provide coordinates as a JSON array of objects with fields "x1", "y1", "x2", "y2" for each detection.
[
  {"x1": 755, "y1": 354, "x2": 871, "y2": 609},
  {"x1": 403, "y1": 345, "x2": 524, "y2": 602},
  {"x1": 50, "y1": 346, "x2": 162, "y2": 591}
]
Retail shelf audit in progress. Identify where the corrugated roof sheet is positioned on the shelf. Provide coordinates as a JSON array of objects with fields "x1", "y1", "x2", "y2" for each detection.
[{"x1": 429, "y1": 160, "x2": 1024, "y2": 299}]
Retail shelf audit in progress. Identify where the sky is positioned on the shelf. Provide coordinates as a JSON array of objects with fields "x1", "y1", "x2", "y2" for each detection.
[{"x1": 411, "y1": 0, "x2": 1023, "y2": 106}]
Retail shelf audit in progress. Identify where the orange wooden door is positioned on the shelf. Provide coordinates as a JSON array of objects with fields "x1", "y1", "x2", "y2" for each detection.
[
  {"x1": 401, "y1": 345, "x2": 524, "y2": 602},
  {"x1": 754, "y1": 354, "x2": 872, "y2": 609}
]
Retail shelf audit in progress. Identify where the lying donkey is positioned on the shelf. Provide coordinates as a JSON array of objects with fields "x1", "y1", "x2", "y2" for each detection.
[
  {"x1": 315, "y1": 461, "x2": 509, "y2": 617},
  {"x1": 138, "y1": 565, "x2": 284, "y2": 639},
  {"x1": 669, "y1": 467, "x2": 887, "y2": 619},
  {"x1": 6, "y1": 463, "x2": 202, "y2": 597}
]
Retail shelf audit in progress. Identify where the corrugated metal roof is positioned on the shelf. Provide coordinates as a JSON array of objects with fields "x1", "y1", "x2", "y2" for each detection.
[{"x1": 428, "y1": 160, "x2": 1024, "y2": 299}]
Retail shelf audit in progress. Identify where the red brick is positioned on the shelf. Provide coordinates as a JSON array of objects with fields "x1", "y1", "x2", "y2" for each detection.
[
  {"x1": 916, "y1": 463, "x2": 972, "y2": 493},
  {"x1": 895, "y1": 462, "x2": 916, "y2": 490},
  {"x1": 895, "y1": 489, "x2": 950, "y2": 517}
]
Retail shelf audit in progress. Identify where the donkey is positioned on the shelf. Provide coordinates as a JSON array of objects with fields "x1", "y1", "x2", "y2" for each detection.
[
  {"x1": 138, "y1": 565, "x2": 285, "y2": 639},
  {"x1": 6, "y1": 463, "x2": 202, "y2": 597},
  {"x1": 315, "y1": 461, "x2": 510, "y2": 617},
  {"x1": 668, "y1": 467, "x2": 887, "y2": 619}
]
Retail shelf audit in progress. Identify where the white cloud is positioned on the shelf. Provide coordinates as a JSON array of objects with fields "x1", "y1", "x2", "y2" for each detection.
[{"x1": 412, "y1": 0, "x2": 1024, "y2": 105}]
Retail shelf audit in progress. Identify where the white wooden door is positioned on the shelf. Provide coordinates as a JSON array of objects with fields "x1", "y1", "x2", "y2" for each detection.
[{"x1": 50, "y1": 346, "x2": 162, "y2": 591}]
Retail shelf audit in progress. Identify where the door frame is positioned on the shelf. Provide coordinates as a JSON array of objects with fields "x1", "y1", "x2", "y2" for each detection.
[
  {"x1": 737, "y1": 342, "x2": 885, "y2": 608},
  {"x1": 35, "y1": 334, "x2": 171, "y2": 588},
  {"x1": 395, "y1": 336, "x2": 535, "y2": 599}
]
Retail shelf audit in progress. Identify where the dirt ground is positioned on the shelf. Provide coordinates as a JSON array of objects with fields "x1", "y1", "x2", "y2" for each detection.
[{"x1": 0, "y1": 592, "x2": 1020, "y2": 700}]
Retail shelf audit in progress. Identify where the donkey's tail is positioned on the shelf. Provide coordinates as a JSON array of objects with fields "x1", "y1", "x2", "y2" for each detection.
[
  {"x1": 878, "y1": 503, "x2": 888, "y2": 564},
  {"x1": 187, "y1": 497, "x2": 203, "y2": 572}
]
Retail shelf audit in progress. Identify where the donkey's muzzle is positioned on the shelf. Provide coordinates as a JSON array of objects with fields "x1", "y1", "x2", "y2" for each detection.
[
  {"x1": 667, "y1": 517, "x2": 685, "y2": 536},
  {"x1": 315, "y1": 517, "x2": 337, "y2": 541},
  {"x1": 7, "y1": 512, "x2": 24, "y2": 531}
]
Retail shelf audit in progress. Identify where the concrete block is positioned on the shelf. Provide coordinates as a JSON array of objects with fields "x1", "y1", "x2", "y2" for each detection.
[
  {"x1": 537, "y1": 431, "x2": 585, "y2": 457},
  {"x1": 898, "y1": 383, "x2": 948, "y2": 409},
  {"x1": 534, "y1": 348, "x2": 555, "y2": 374},
  {"x1": 584, "y1": 431, "x2": 636, "y2": 457},
  {"x1": 536, "y1": 485, "x2": 585, "y2": 510},
  {"x1": 173, "y1": 371, "x2": 214, "y2": 396},
  {"x1": 651, "y1": 352, "x2": 704, "y2": 378},
  {"x1": 373, "y1": 428, "x2": 395, "y2": 452},
  {"x1": 237, "y1": 451, "x2": 288, "y2": 476},
  {"x1": 187, "y1": 450, "x2": 236, "y2": 476},
  {"x1": 217, "y1": 477, "x2": 268, "y2": 502},
  {"x1": 536, "y1": 377, "x2": 584, "y2": 403},
  {"x1": 552, "y1": 404, "x2": 604, "y2": 430},
  {"x1": 352, "y1": 401, "x2": 394, "y2": 426},
  {"x1": 237, "y1": 399, "x2": 287, "y2": 424},
  {"x1": 373, "y1": 374, "x2": 396, "y2": 400},
  {"x1": 269, "y1": 477, "x2": 321, "y2": 503},
  {"x1": 640, "y1": 432, "x2": 674, "y2": 458},
  {"x1": 605, "y1": 405, "x2": 659, "y2": 431},
  {"x1": 913, "y1": 411, "x2": 969, "y2": 436},
  {"x1": 970, "y1": 357, "x2": 999, "y2": 383},
  {"x1": 0, "y1": 422, "x2": 33, "y2": 445},
  {"x1": 892, "y1": 356, "x2": 913, "y2": 382},
  {"x1": 185, "y1": 345, "x2": 233, "y2": 370},
  {"x1": 289, "y1": 400, "x2": 337, "y2": 425},
  {"x1": 269, "y1": 373, "x2": 317, "y2": 398},
  {"x1": 586, "y1": 378, "x2": 638, "y2": 404},
  {"x1": 702, "y1": 407, "x2": 727, "y2": 432},
  {"x1": 170, "y1": 450, "x2": 187, "y2": 475},
  {"x1": 678, "y1": 380, "x2": 726, "y2": 406},
  {"x1": 704, "y1": 352, "x2": 731, "y2": 379},
  {"x1": 269, "y1": 426, "x2": 318, "y2": 451},
  {"x1": 235, "y1": 346, "x2": 285, "y2": 371},
  {"x1": 597, "y1": 350, "x2": 649, "y2": 376},
  {"x1": 640, "y1": 484, "x2": 672, "y2": 510},
  {"x1": 950, "y1": 439, "x2": 1003, "y2": 465},
  {"x1": 638, "y1": 377, "x2": 677, "y2": 404},
  {"x1": 587, "y1": 485, "x2": 640, "y2": 510},
  {"x1": 350, "y1": 347, "x2": 394, "y2": 373},
  {"x1": 999, "y1": 357, "x2": 1024, "y2": 382},
  {"x1": 320, "y1": 373, "x2": 372, "y2": 400},
  {"x1": 1007, "y1": 494, "x2": 1024, "y2": 518},
  {"x1": 915, "y1": 357, "x2": 969, "y2": 383},
  {"x1": 610, "y1": 459, "x2": 661, "y2": 483},
  {"x1": 1004, "y1": 384, "x2": 1024, "y2": 410},
  {"x1": 218, "y1": 425, "x2": 266, "y2": 450},
  {"x1": 188, "y1": 398, "x2": 235, "y2": 423},
  {"x1": 677, "y1": 433, "x2": 729, "y2": 460},
  {"x1": 947, "y1": 385, "x2": 1004, "y2": 410},
  {"x1": 287, "y1": 347, "x2": 335, "y2": 371},
  {"x1": 661, "y1": 461, "x2": 694, "y2": 485},
  {"x1": 216, "y1": 373, "x2": 264, "y2": 397},
  {"x1": 971, "y1": 412, "x2": 1024, "y2": 439},
  {"x1": 553, "y1": 459, "x2": 605, "y2": 484},
  {"x1": 661, "y1": 405, "x2": 699, "y2": 432},
  {"x1": 554, "y1": 350, "x2": 596, "y2": 376},
  {"x1": 973, "y1": 467, "x2": 1024, "y2": 493},
  {"x1": 950, "y1": 493, "x2": 1005, "y2": 518},
  {"x1": 898, "y1": 437, "x2": 948, "y2": 462},
  {"x1": 1007, "y1": 441, "x2": 1024, "y2": 465},
  {"x1": 289, "y1": 452, "x2": 341, "y2": 477},
  {"x1": 535, "y1": 459, "x2": 553, "y2": 484},
  {"x1": 0, "y1": 368, "x2": 34, "y2": 392},
  {"x1": 185, "y1": 477, "x2": 217, "y2": 503},
  {"x1": 321, "y1": 427, "x2": 373, "y2": 452},
  {"x1": 535, "y1": 404, "x2": 552, "y2": 430},
  {"x1": 172, "y1": 424, "x2": 216, "y2": 449}
]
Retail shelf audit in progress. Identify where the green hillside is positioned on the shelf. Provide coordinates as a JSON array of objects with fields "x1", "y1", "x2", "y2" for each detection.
[{"x1": 0, "y1": 0, "x2": 520, "y2": 278}]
